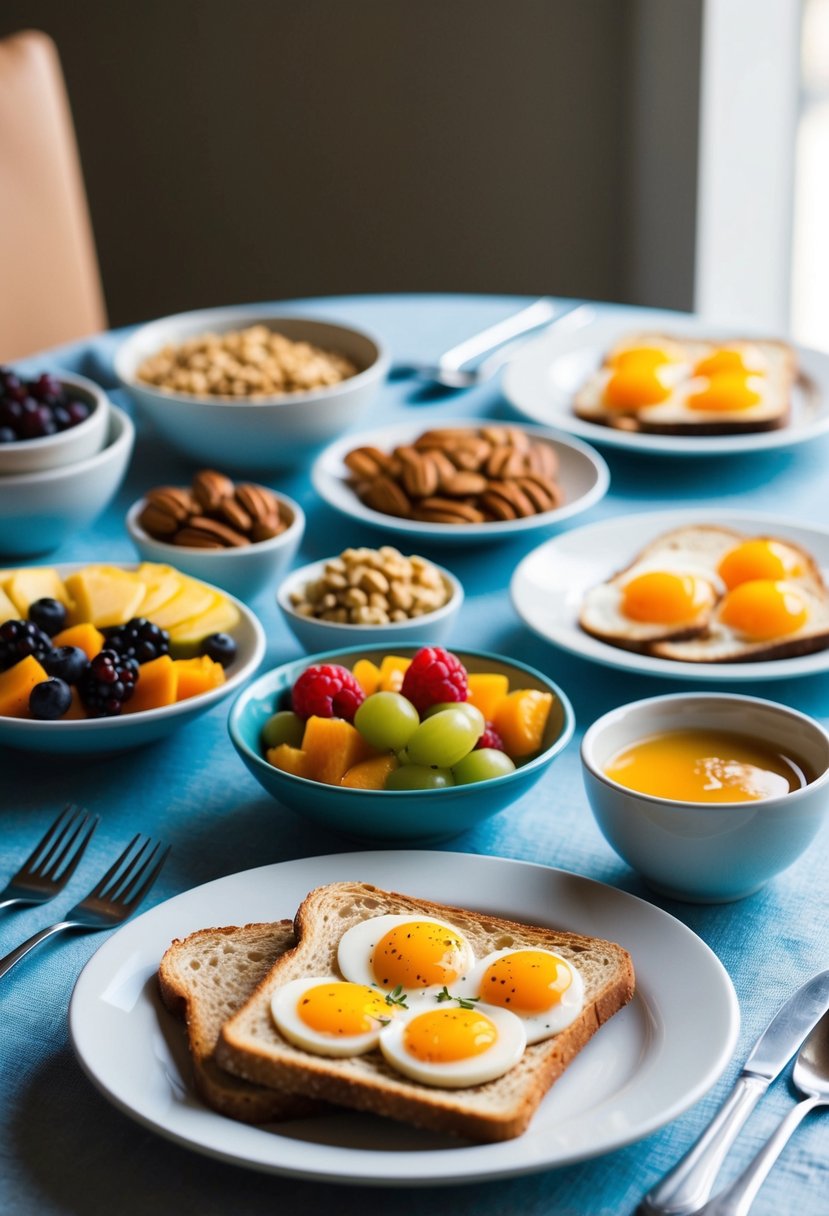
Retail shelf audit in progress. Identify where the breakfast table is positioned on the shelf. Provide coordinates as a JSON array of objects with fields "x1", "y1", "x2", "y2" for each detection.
[{"x1": 2, "y1": 293, "x2": 829, "y2": 1216}]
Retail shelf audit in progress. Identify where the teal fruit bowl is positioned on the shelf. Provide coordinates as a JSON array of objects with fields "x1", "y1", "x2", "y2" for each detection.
[{"x1": 228, "y1": 644, "x2": 574, "y2": 843}]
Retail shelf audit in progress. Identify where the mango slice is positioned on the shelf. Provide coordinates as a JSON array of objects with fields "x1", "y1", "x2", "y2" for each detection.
[
  {"x1": 266, "y1": 743, "x2": 311, "y2": 779},
  {"x1": 126, "y1": 654, "x2": 179, "y2": 713},
  {"x1": 352, "y1": 658, "x2": 381, "y2": 696},
  {"x1": 492, "y1": 689, "x2": 554, "y2": 758},
  {"x1": 341, "y1": 753, "x2": 398, "y2": 789},
  {"x1": 466, "y1": 673, "x2": 510, "y2": 721},
  {"x1": 377, "y1": 655, "x2": 411, "y2": 692},
  {"x1": 302, "y1": 715, "x2": 377, "y2": 784},
  {"x1": 51, "y1": 622, "x2": 105, "y2": 660},
  {"x1": 172, "y1": 655, "x2": 226, "y2": 701},
  {"x1": 0, "y1": 656, "x2": 49, "y2": 717}
]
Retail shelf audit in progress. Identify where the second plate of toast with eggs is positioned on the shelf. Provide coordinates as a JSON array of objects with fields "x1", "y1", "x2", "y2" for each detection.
[
  {"x1": 511, "y1": 509, "x2": 829, "y2": 681},
  {"x1": 502, "y1": 304, "x2": 829, "y2": 455}
]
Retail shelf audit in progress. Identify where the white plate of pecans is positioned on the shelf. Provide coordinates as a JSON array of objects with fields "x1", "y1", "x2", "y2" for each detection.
[{"x1": 310, "y1": 419, "x2": 610, "y2": 543}]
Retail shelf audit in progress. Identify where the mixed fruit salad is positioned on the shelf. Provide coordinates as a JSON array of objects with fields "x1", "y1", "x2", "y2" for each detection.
[
  {"x1": 0, "y1": 563, "x2": 240, "y2": 720},
  {"x1": 261, "y1": 646, "x2": 554, "y2": 790}
]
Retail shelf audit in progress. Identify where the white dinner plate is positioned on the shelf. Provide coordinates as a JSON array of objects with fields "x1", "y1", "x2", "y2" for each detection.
[
  {"x1": 511, "y1": 509, "x2": 829, "y2": 681},
  {"x1": 69, "y1": 850, "x2": 738, "y2": 1187},
  {"x1": 0, "y1": 563, "x2": 265, "y2": 753},
  {"x1": 311, "y1": 419, "x2": 609, "y2": 542},
  {"x1": 502, "y1": 304, "x2": 829, "y2": 456}
]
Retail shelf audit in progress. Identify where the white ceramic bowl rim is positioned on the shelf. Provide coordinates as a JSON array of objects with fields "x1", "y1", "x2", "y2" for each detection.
[
  {"x1": 3, "y1": 563, "x2": 265, "y2": 734},
  {"x1": 0, "y1": 369, "x2": 107, "y2": 454},
  {"x1": 275, "y1": 557, "x2": 463, "y2": 633},
  {"x1": 0, "y1": 403, "x2": 131, "y2": 486},
  {"x1": 114, "y1": 309, "x2": 391, "y2": 407},
  {"x1": 126, "y1": 492, "x2": 306, "y2": 560},
  {"x1": 581, "y1": 692, "x2": 829, "y2": 810},
  {"x1": 230, "y1": 644, "x2": 575, "y2": 798}
]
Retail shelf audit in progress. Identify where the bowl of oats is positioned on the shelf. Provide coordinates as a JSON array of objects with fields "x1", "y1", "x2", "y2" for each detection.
[
  {"x1": 275, "y1": 546, "x2": 464, "y2": 651},
  {"x1": 114, "y1": 305, "x2": 389, "y2": 471}
]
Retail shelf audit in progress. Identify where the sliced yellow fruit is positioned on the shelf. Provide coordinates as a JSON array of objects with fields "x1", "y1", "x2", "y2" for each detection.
[
  {"x1": 4, "y1": 567, "x2": 72, "y2": 617},
  {"x1": 167, "y1": 593, "x2": 241, "y2": 651},
  {"x1": 146, "y1": 577, "x2": 216, "y2": 631},
  {"x1": 64, "y1": 567, "x2": 145, "y2": 628},
  {"x1": 132, "y1": 563, "x2": 185, "y2": 616},
  {"x1": 0, "y1": 586, "x2": 18, "y2": 625},
  {"x1": 0, "y1": 655, "x2": 49, "y2": 717}
]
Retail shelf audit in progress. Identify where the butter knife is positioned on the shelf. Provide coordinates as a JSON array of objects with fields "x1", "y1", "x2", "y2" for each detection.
[{"x1": 639, "y1": 969, "x2": 829, "y2": 1216}]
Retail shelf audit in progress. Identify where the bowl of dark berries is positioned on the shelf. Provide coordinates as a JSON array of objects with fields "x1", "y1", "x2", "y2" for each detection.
[
  {"x1": 0, "y1": 368, "x2": 109, "y2": 475},
  {"x1": 0, "y1": 561, "x2": 265, "y2": 754}
]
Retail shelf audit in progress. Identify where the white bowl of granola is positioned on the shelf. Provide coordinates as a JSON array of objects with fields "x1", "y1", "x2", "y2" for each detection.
[
  {"x1": 276, "y1": 547, "x2": 464, "y2": 652},
  {"x1": 114, "y1": 305, "x2": 390, "y2": 472}
]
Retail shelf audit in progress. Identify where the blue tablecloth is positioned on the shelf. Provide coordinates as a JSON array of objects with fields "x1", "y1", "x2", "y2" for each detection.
[{"x1": 2, "y1": 294, "x2": 828, "y2": 1216}]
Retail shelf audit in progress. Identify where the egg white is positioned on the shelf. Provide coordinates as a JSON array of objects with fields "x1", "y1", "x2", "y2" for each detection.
[
  {"x1": 337, "y1": 914, "x2": 476, "y2": 1000},
  {"x1": 378, "y1": 1002, "x2": 527, "y2": 1088},
  {"x1": 580, "y1": 556, "x2": 721, "y2": 646},
  {"x1": 453, "y1": 948, "x2": 585, "y2": 1044},
  {"x1": 271, "y1": 976, "x2": 398, "y2": 1057}
]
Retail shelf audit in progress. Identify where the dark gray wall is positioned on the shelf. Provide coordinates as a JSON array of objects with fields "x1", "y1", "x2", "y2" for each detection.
[{"x1": 1, "y1": 1, "x2": 701, "y2": 327}]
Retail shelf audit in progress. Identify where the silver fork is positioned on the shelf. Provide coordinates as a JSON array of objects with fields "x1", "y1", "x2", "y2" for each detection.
[
  {"x1": 0, "y1": 833, "x2": 170, "y2": 980},
  {"x1": 0, "y1": 805, "x2": 99, "y2": 912}
]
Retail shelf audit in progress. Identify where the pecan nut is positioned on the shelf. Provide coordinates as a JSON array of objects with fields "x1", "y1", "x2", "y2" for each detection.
[
  {"x1": 192, "y1": 469, "x2": 235, "y2": 512},
  {"x1": 175, "y1": 516, "x2": 251, "y2": 548}
]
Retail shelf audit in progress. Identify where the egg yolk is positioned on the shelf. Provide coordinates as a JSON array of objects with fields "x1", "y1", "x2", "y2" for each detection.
[
  {"x1": 687, "y1": 372, "x2": 763, "y2": 412},
  {"x1": 621, "y1": 571, "x2": 715, "y2": 624},
  {"x1": 718, "y1": 540, "x2": 805, "y2": 590},
  {"x1": 403, "y1": 1008, "x2": 498, "y2": 1063},
  {"x1": 718, "y1": 580, "x2": 808, "y2": 640},
  {"x1": 604, "y1": 364, "x2": 671, "y2": 409},
  {"x1": 297, "y1": 982, "x2": 391, "y2": 1037},
  {"x1": 372, "y1": 921, "x2": 468, "y2": 989},
  {"x1": 693, "y1": 347, "x2": 767, "y2": 377},
  {"x1": 479, "y1": 951, "x2": 572, "y2": 1014},
  {"x1": 604, "y1": 729, "x2": 803, "y2": 803},
  {"x1": 609, "y1": 346, "x2": 676, "y2": 372}
]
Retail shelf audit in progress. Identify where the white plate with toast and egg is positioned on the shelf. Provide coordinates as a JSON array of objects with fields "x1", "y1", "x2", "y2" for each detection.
[
  {"x1": 69, "y1": 850, "x2": 738, "y2": 1186},
  {"x1": 511, "y1": 509, "x2": 829, "y2": 681},
  {"x1": 502, "y1": 304, "x2": 829, "y2": 456}
]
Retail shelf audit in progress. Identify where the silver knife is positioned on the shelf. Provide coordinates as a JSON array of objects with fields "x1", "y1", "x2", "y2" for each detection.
[{"x1": 639, "y1": 969, "x2": 829, "y2": 1216}]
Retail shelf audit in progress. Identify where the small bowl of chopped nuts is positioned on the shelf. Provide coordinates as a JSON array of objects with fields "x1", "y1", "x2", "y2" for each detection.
[
  {"x1": 126, "y1": 469, "x2": 305, "y2": 602},
  {"x1": 276, "y1": 546, "x2": 464, "y2": 651},
  {"x1": 114, "y1": 306, "x2": 389, "y2": 471}
]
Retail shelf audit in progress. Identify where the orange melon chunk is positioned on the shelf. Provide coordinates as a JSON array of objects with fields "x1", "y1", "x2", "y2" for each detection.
[
  {"x1": 341, "y1": 753, "x2": 399, "y2": 789},
  {"x1": 377, "y1": 655, "x2": 411, "y2": 692},
  {"x1": 63, "y1": 688, "x2": 86, "y2": 720},
  {"x1": 493, "y1": 689, "x2": 554, "y2": 758},
  {"x1": 266, "y1": 743, "x2": 310, "y2": 779},
  {"x1": 52, "y1": 622, "x2": 105, "y2": 660},
  {"x1": 466, "y1": 673, "x2": 510, "y2": 721},
  {"x1": 173, "y1": 656, "x2": 226, "y2": 701},
  {"x1": 0, "y1": 656, "x2": 49, "y2": 718},
  {"x1": 301, "y1": 715, "x2": 377, "y2": 785},
  {"x1": 352, "y1": 658, "x2": 381, "y2": 696},
  {"x1": 125, "y1": 655, "x2": 178, "y2": 714}
]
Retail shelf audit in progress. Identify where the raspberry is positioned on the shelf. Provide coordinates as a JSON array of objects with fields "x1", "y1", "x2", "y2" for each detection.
[
  {"x1": 400, "y1": 647, "x2": 468, "y2": 714},
  {"x1": 476, "y1": 722, "x2": 505, "y2": 751},
  {"x1": 291, "y1": 664, "x2": 365, "y2": 722}
]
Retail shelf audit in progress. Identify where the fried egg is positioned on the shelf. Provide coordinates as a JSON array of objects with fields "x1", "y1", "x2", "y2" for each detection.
[
  {"x1": 378, "y1": 1002, "x2": 527, "y2": 1088},
  {"x1": 337, "y1": 914, "x2": 476, "y2": 1000},
  {"x1": 573, "y1": 334, "x2": 795, "y2": 435},
  {"x1": 271, "y1": 976, "x2": 400, "y2": 1057},
  {"x1": 454, "y1": 948, "x2": 585, "y2": 1044}
]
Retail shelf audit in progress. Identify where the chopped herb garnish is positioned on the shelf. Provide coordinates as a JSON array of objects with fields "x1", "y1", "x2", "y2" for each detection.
[
  {"x1": 435, "y1": 985, "x2": 479, "y2": 1009},
  {"x1": 385, "y1": 984, "x2": 408, "y2": 1009}
]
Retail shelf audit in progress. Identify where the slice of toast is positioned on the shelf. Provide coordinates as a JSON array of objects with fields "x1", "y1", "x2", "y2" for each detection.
[
  {"x1": 215, "y1": 882, "x2": 635, "y2": 1143},
  {"x1": 158, "y1": 921, "x2": 321, "y2": 1124}
]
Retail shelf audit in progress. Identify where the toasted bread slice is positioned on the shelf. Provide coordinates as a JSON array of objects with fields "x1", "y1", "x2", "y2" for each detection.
[
  {"x1": 573, "y1": 333, "x2": 797, "y2": 435},
  {"x1": 158, "y1": 921, "x2": 321, "y2": 1124},
  {"x1": 215, "y1": 882, "x2": 635, "y2": 1143}
]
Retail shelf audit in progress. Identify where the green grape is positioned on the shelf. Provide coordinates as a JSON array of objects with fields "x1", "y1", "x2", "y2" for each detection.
[
  {"x1": 452, "y1": 748, "x2": 516, "y2": 785},
  {"x1": 385, "y1": 764, "x2": 455, "y2": 791},
  {"x1": 261, "y1": 710, "x2": 305, "y2": 750},
  {"x1": 406, "y1": 708, "x2": 481, "y2": 768},
  {"x1": 354, "y1": 692, "x2": 420, "y2": 751},
  {"x1": 424, "y1": 700, "x2": 485, "y2": 735}
]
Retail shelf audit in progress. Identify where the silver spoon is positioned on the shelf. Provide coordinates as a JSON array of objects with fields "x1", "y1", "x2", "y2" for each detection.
[
  {"x1": 695, "y1": 1010, "x2": 829, "y2": 1216},
  {"x1": 391, "y1": 299, "x2": 593, "y2": 389}
]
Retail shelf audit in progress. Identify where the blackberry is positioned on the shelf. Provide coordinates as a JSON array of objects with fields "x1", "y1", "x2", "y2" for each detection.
[
  {"x1": 201, "y1": 632, "x2": 237, "y2": 668},
  {"x1": 29, "y1": 596, "x2": 67, "y2": 636},
  {"x1": 78, "y1": 649, "x2": 139, "y2": 717},
  {"x1": 0, "y1": 619, "x2": 53, "y2": 671},
  {"x1": 103, "y1": 617, "x2": 170, "y2": 664}
]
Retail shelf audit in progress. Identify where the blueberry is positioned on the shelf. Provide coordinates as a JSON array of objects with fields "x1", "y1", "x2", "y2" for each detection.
[
  {"x1": 200, "y1": 632, "x2": 237, "y2": 668},
  {"x1": 29, "y1": 597, "x2": 67, "y2": 636},
  {"x1": 29, "y1": 678, "x2": 73, "y2": 720},
  {"x1": 0, "y1": 427, "x2": 16, "y2": 444},
  {"x1": 44, "y1": 645, "x2": 88, "y2": 684}
]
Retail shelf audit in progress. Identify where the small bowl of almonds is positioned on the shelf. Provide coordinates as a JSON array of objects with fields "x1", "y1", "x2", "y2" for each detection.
[
  {"x1": 276, "y1": 545, "x2": 463, "y2": 651},
  {"x1": 126, "y1": 468, "x2": 305, "y2": 602}
]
